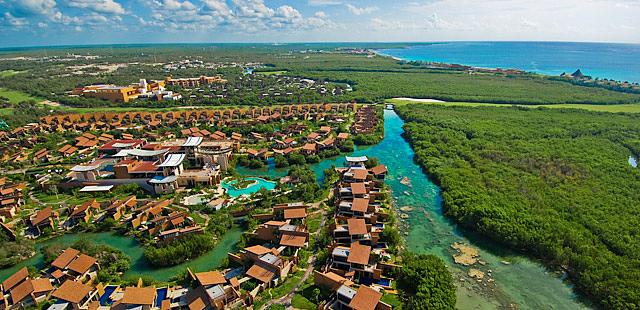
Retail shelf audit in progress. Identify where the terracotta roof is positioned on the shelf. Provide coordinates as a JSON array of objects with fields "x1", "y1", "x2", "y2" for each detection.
[
  {"x1": 350, "y1": 183, "x2": 367, "y2": 195},
  {"x1": 351, "y1": 198, "x2": 369, "y2": 213},
  {"x1": 337, "y1": 132, "x2": 349, "y2": 139},
  {"x1": 195, "y1": 271, "x2": 226, "y2": 286},
  {"x1": 67, "y1": 254, "x2": 97, "y2": 274},
  {"x1": 31, "y1": 278, "x2": 54, "y2": 293},
  {"x1": 52, "y1": 280, "x2": 93, "y2": 304},
  {"x1": 264, "y1": 220, "x2": 287, "y2": 227},
  {"x1": 51, "y1": 248, "x2": 80, "y2": 270},
  {"x1": 1, "y1": 267, "x2": 28, "y2": 291},
  {"x1": 280, "y1": 234, "x2": 306, "y2": 247},
  {"x1": 119, "y1": 287, "x2": 156, "y2": 305},
  {"x1": 245, "y1": 264, "x2": 276, "y2": 283},
  {"x1": 229, "y1": 277, "x2": 240, "y2": 288},
  {"x1": 347, "y1": 242, "x2": 372, "y2": 265},
  {"x1": 188, "y1": 296, "x2": 205, "y2": 310},
  {"x1": 283, "y1": 208, "x2": 307, "y2": 219},
  {"x1": 51, "y1": 270, "x2": 64, "y2": 279},
  {"x1": 347, "y1": 218, "x2": 368, "y2": 235},
  {"x1": 352, "y1": 169, "x2": 368, "y2": 180},
  {"x1": 348, "y1": 285, "x2": 382, "y2": 310},
  {"x1": 370, "y1": 165, "x2": 388, "y2": 175},
  {"x1": 30, "y1": 207, "x2": 52, "y2": 226},
  {"x1": 244, "y1": 245, "x2": 272, "y2": 256},
  {"x1": 302, "y1": 143, "x2": 316, "y2": 151},
  {"x1": 10, "y1": 279, "x2": 34, "y2": 304}
]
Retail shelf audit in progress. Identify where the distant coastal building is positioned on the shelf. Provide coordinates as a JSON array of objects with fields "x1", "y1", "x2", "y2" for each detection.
[
  {"x1": 71, "y1": 79, "x2": 166, "y2": 103},
  {"x1": 165, "y1": 75, "x2": 226, "y2": 88}
]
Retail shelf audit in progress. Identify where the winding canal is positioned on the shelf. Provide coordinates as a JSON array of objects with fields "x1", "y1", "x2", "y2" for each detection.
[
  {"x1": 0, "y1": 227, "x2": 242, "y2": 282},
  {"x1": 240, "y1": 108, "x2": 591, "y2": 309}
]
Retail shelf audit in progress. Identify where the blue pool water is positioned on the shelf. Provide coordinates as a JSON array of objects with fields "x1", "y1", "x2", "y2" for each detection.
[
  {"x1": 221, "y1": 177, "x2": 276, "y2": 197},
  {"x1": 99, "y1": 285, "x2": 117, "y2": 306},
  {"x1": 377, "y1": 42, "x2": 640, "y2": 83},
  {"x1": 156, "y1": 287, "x2": 168, "y2": 307}
]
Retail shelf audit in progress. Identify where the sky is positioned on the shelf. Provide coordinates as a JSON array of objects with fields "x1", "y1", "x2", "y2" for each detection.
[{"x1": 0, "y1": 0, "x2": 639, "y2": 47}]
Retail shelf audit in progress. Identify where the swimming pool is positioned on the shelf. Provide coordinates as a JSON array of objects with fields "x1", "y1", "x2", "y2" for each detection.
[
  {"x1": 221, "y1": 177, "x2": 276, "y2": 197},
  {"x1": 99, "y1": 285, "x2": 118, "y2": 306},
  {"x1": 156, "y1": 287, "x2": 168, "y2": 307}
]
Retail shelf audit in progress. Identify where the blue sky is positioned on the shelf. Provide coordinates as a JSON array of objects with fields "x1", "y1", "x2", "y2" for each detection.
[{"x1": 1, "y1": 0, "x2": 639, "y2": 48}]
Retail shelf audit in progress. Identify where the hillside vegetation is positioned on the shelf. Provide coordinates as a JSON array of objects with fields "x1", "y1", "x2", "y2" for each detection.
[{"x1": 396, "y1": 104, "x2": 640, "y2": 309}]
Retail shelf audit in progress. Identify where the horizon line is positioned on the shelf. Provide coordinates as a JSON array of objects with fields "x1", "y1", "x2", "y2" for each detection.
[{"x1": 2, "y1": 40, "x2": 640, "y2": 51}]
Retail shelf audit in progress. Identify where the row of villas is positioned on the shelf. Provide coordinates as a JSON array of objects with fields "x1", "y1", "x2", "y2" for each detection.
[
  {"x1": 19, "y1": 193, "x2": 203, "y2": 240},
  {"x1": 314, "y1": 156, "x2": 397, "y2": 310},
  {"x1": 351, "y1": 105, "x2": 378, "y2": 134},
  {"x1": 0, "y1": 178, "x2": 25, "y2": 224}
]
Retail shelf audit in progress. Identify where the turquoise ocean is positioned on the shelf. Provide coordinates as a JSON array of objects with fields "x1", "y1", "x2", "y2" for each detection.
[{"x1": 376, "y1": 41, "x2": 640, "y2": 83}]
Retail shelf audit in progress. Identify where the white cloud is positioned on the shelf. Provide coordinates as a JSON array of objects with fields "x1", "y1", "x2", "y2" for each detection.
[
  {"x1": 308, "y1": 0, "x2": 343, "y2": 5},
  {"x1": 67, "y1": 0, "x2": 126, "y2": 15},
  {"x1": 162, "y1": 0, "x2": 197, "y2": 11},
  {"x1": 3, "y1": 12, "x2": 29, "y2": 27},
  {"x1": 346, "y1": 4, "x2": 379, "y2": 15},
  {"x1": 11, "y1": 0, "x2": 57, "y2": 17}
]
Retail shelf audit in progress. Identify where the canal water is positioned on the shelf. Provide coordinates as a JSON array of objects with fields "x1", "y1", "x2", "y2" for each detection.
[
  {"x1": 0, "y1": 227, "x2": 242, "y2": 282},
  {"x1": 239, "y1": 109, "x2": 591, "y2": 309}
]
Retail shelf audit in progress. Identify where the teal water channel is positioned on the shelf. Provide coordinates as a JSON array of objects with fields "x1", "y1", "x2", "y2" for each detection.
[
  {"x1": 0, "y1": 227, "x2": 243, "y2": 283},
  {"x1": 238, "y1": 109, "x2": 591, "y2": 309}
]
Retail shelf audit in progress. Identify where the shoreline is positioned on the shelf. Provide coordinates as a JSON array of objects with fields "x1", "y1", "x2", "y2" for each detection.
[{"x1": 372, "y1": 46, "x2": 640, "y2": 85}]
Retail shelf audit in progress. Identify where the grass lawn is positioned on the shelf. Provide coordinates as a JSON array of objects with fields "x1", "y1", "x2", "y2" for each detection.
[
  {"x1": 387, "y1": 98, "x2": 640, "y2": 113},
  {"x1": 0, "y1": 108, "x2": 13, "y2": 116},
  {"x1": 291, "y1": 294, "x2": 316, "y2": 309},
  {"x1": 253, "y1": 270, "x2": 305, "y2": 309},
  {"x1": 0, "y1": 70, "x2": 23, "y2": 78},
  {"x1": 381, "y1": 293, "x2": 403, "y2": 308},
  {"x1": 0, "y1": 88, "x2": 40, "y2": 104},
  {"x1": 256, "y1": 70, "x2": 287, "y2": 75},
  {"x1": 307, "y1": 213, "x2": 321, "y2": 233}
]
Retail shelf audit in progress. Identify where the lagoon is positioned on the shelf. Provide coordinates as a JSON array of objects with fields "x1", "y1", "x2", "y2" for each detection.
[{"x1": 221, "y1": 177, "x2": 276, "y2": 197}]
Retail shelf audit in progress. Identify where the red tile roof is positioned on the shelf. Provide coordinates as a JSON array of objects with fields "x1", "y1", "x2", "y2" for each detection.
[
  {"x1": 52, "y1": 280, "x2": 93, "y2": 304},
  {"x1": 351, "y1": 198, "x2": 369, "y2": 213},
  {"x1": 195, "y1": 271, "x2": 226, "y2": 286},
  {"x1": 347, "y1": 242, "x2": 371, "y2": 265},
  {"x1": 347, "y1": 218, "x2": 367, "y2": 235},
  {"x1": 348, "y1": 285, "x2": 382, "y2": 310},
  {"x1": 51, "y1": 248, "x2": 80, "y2": 270},
  {"x1": 2, "y1": 267, "x2": 28, "y2": 292},
  {"x1": 283, "y1": 208, "x2": 307, "y2": 219}
]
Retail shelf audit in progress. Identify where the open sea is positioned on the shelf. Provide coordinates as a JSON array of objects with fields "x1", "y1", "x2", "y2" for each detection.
[{"x1": 376, "y1": 41, "x2": 640, "y2": 83}]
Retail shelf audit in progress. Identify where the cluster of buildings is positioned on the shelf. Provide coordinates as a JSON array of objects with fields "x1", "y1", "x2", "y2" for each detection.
[
  {"x1": 70, "y1": 76, "x2": 225, "y2": 103},
  {"x1": 1, "y1": 202, "x2": 313, "y2": 309},
  {"x1": 68, "y1": 134, "x2": 236, "y2": 195},
  {"x1": 351, "y1": 105, "x2": 378, "y2": 134},
  {"x1": 161, "y1": 59, "x2": 261, "y2": 73},
  {"x1": 0, "y1": 178, "x2": 25, "y2": 224},
  {"x1": 313, "y1": 156, "x2": 396, "y2": 310}
]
